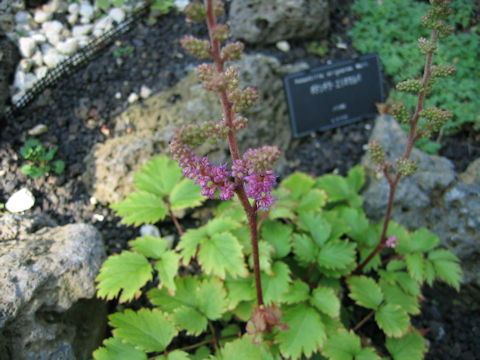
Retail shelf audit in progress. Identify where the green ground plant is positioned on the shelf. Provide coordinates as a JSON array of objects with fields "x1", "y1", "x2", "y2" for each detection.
[
  {"x1": 349, "y1": 0, "x2": 479, "y2": 153},
  {"x1": 20, "y1": 138, "x2": 65, "y2": 179},
  {"x1": 93, "y1": 1, "x2": 462, "y2": 359}
]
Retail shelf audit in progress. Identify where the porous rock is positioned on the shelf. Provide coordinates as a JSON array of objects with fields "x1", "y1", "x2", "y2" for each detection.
[
  {"x1": 0, "y1": 30, "x2": 20, "y2": 122},
  {"x1": 83, "y1": 54, "x2": 307, "y2": 204},
  {"x1": 361, "y1": 115, "x2": 480, "y2": 286},
  {"x1": 0, "y1": 215, "x2": 107, "y2": 359},
  {"x1": 228, "y1": 0, "x2": 333, "y2": 44}
]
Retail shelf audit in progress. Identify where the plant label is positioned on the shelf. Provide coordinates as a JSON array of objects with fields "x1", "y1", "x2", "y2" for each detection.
[{"x1": 284, "y1": 53, "x2": 384, "y2": 137}]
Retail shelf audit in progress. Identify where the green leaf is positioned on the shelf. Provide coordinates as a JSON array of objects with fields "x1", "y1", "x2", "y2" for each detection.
[
  {"x1": 428, "y1": 249, "x2": 460, "y2": 262},
  {"x1": 281, "y1": 172, "x2": 315, "y2": 198},
  {"x1": 261, "y1": 261, "x2": 291, "y2": 304},
  {"x1": 261, "y1": 220, "x2": 292, "y2": 258},
  {"x1": 277, "y1": 304, "x2": 326, "y2": 359},
  {"x1": 347, "y1": 276, "x2": 383, "y2": 310},
  {"x1": 225, "y1": 276, "x2": 255, "y2": 309},
  {"x1": 219, "y1": 335, "x2": 263, "y2": 359},
  {"x1": 155, "y1": 350, "x2": 190, "y2": 360},
  {"x1": 311, "y1": 286, "x2": 340, "y2": 318},
  {"x1": 424, "y1": 260, "x2": 436, "y2": 287},
  {"x1": 96, "y1": 251, "x2": 152, "y2": 303},
  {"x1": 405, "y1": 253, "x2": 424, "y2": 283},
  {"x1": 386, "y1": 259, "x2": 406, "y2": 272},
  {"x1": 190, "y1": 346, "x2": 212, "y2": 360},
  {"x1": 385, "y1": 330, "x2": 427, "y2": 360},
  {"x1": 197, "y1": 232, "x2": 248, "y2": 279},
  {"x1": 196, "y1": 277, "x2": 229, "y2": 320},
  {"x1": 339, "y1": 207, "x2": 369, "y2": 243},
  {"x1": 380, "y1": 279, "x2": 420, "y2": 315},
  {"x1": 111, "y1": 192, "x2": 167, "y2": 226},
  {"x1": 292, "y1": 233, "x2": 317, "y2": 265},
  {"x1": 432, "y1": 259, "x2": 462, "y2": 291},
  {"x1": 298, "y1": 213, "x2": 331, "y2": 246},
  {"x1": 130, "y1": 236, "x2": 167, "y2": 259},
  {"x1": 385, "y1": 221, "x2": 410, "y2": 254},
  {"x1": 323, "y1": 210, "x2": 348, "y2": 240},
  {"x1": 355, "y1": 347, "x2": 381, "y2": 360},
  {"x1": 172, "y1": 306, "x2": 207, "y2": 336},
  {"x1": 249, "y1": 240, "x2": 274, "y2": 274},
  {"x1": 178, "y1": 227, "x2": 206, "y2": 264},
  {"x1": 322, "y1": 329, "x2": 361, "y2": 360},
  {"x1": 93, "y1": 337, "x2": 147, "y2": 360},
  {"x1": 154, "y1": 250, "x2": 181, "y2": 293},
  {"x1": 346, "y1": 165, "x2": 365, "y2": 193},
  {"x1": 169, "y1": 178, "x2": 205, "y2": 210},
  {"x1": 396, "y1": 272, "x2": 421, "y2": 296},
  {"x1": 110, "y1": 309, "x2": 177, "y2": 352},
  {"x1": 148, "y1": 277, "x2": 197, "y2": 311},
  {"x1": 281, "y1": 280, "x2": 310, "y2": 304},
  {"x1": 375, "y1": 304, "x2": 410, "y2": 338},
  {"x1": 134, "y1": 156, "x2": 182, "y2": 197},
  {"x1": 409, "y1": 228, "x2": 439, "y2": 252},
  {"x1": 296, "y1": 189, "x2": 328, "y2": 212},
  {"x1": 44, "y1": 146, "x2": 58, "y2": 161},
  {"x1": 205, "y1": 217, "x2": 241, "y2": 235},
  {"x1": 316, "y1": 174, "x2": 362, "y2": 207},
  {"x1": 317, "y1": 240, "x2": 356, "y2": 270},
  {"x1": 52, "y1": 159, "x2": 65, "y2": 174}
]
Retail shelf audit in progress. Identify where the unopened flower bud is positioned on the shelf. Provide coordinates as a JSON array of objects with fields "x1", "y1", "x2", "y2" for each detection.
[
  {"x1": 397, "y1": 158, "x2": 418, "y2": 177},
  {"x1": 431, "y1": 64, "x2": 456, "y2": 78},
  {"x1": 417, "y1": 37, "x2": 437, "y2": 55},
  {"x1": 420, "y1": 106, "x2": 452, "y2": 132},
  {"x1": 390, "y1": 102, "x2": 410, "y2": 124},
  {"x1": 243, "y1": 146, "x2": 281, "y2": 173},
  {"x1": 396, "y1": 79, "x2": 424, "y2": 94},
  {"x1": 185, "y1": 2, "x2": 206, "y2": 22},
  {"x1": 213, "y1": 24, "x2": 230, "y2": 42},
  {"x1": 213, "y1": 0, "x2": 225, "y2": 17},
  {"x1": 221, "y1": 42, "x2": 244, "y2": 61},
  {"x1": 232, "y1": 115, "x2": 248, "y2": 131},
  {"x1": 368, "y1": 140, "x2": 385, "y2": 165},
  {"x1": 229, "y1": 87, "x2": 259, "y2": 113},
  {"x1": 181, "y1": 35, "x2": 210, "y2": 58},
  {"x1": 386, "y1": 235, "x2": 398, "y2": 248}
]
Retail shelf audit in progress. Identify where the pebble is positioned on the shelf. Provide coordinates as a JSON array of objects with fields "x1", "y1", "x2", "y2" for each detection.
[
  {"x1": 56, "y1": 38, "x2": 78, "y2": 55},
  {"x1": 127, "y1": 92, "x2": 139, "y2": 104},
  {"x1": 19, "y1": 37, "x2": 37, "y2": 58},
  {"x1": 276, "y1": 40, "x2": 290, "y2": 52},
  {"x1": 28, "y1": 123, "x2": 48, "y2": 136},
  {"x1": 109, "y1": 8, "x2": 125, "y2": 23},
  {"x1": 5, "y1": 188, "x2": 35, "y2": 213},
  {"x1": 140, "y1": 85, "x2": 152, "y2": 99},
  {"x1": 34, "y1": 9, "x2": 53, "y2": 23},
  {"x1": 140, "y1": 224, "x2": 161, "y2": 238}
]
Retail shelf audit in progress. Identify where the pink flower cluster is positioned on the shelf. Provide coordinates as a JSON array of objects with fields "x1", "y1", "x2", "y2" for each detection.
[{"x1": 245, "y1": 171, "x2": 276, "y2": 211}]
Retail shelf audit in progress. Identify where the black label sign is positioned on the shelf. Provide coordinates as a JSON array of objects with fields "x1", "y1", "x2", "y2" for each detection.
[{"x1": 284, "y1": 53, "x2": 384, "y2": 138}]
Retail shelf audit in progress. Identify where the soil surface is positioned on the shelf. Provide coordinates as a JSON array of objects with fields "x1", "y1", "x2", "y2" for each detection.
[{"x1": 1, "y1": 1, "x2": 479, "y2": 359}]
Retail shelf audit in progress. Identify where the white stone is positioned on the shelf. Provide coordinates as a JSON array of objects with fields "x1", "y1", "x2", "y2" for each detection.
[
  {"x1": 31, "y1": 33, "x2": 47, "y2": 43},
  {"x1": 94, "y1": 16, "x2": 113, "y2": 32},
  {"x1": 34, "y1": 9, "x2": 52, "y2": 23},
  {"x1": 42, "y1": 20, "x2": 63, "y2": 35},
  {"x1": 15, "y1": 11, "x2": 32, "y2": 24},
  {"x1": 68, "y1": 2, "x2": 79, "y2": 15},
  {"x1": 18, "y1": 59, "x2": 33, "y2": 72},
  {"x1": 276, "y1": 40, "x2": 290, "y2": 52},
  {"x1": 140, "y1": 224, "x2": 161, "y2": 238},
  {"x1": 109, "y1": 8, "x2": 125, "y2": 23},
  {"x1": 43, "y1": 48, "x2": 67, "y2": 68},
  {"x1": 13, "y1": 71, "x2": 37, "y2": 92},
  {"x1": 35, "y1": 66, "x2": 48, "y2": 80},
  {"x1": 19, "y1": 37, "x2": 36, "y2": 58},
  {"x1": 28, "y1": 124, "x2": 48, "y2": 136},
  {"x1": 93, "y1": 214, "x2": 104, "y2": 222},
  {"x1": 32, "y1": 50, "x2": 43, "y2": 66},
  {"x1": 43, "y1": 0, "x2": 62, "y2": 13},
  {"x1": 174, "y1": 0, "x2": 190, "y2": 11},
  {"x1": 56, "y1": 38, "x2": 78, "y2": 55},
  {"x1": 67, "y1": 13, "x2": 78, "y2": 26},
  {"x1": 11, "y1": 92, "x2": 24, "y2": 104},
  {"x1": 115, "y1": 92, "x2": 121, "y2": 99},
  {"x1": 89, "y1": 197, "x2": 97, "y2": 205},
  {"x1": 72, "y1": 24, "x2": 93, "y2": 37},
  {"x1": 140, "y1": 85, "x2": 152, "y2": 99},
  {"x1": 79, "y1": 3, "x2": 94, "y2": 22},
  {"x1": 128, "y1": 92, "x2": 139, "y2": 104},
  {"x1": 5, "y1": 188, "x2": 35, "y2": 213}
]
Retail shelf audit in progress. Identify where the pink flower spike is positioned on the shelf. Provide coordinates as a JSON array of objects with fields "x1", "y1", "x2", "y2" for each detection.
[{"x1": 386, "y1": 235, "x2": 398, "y2": 248}]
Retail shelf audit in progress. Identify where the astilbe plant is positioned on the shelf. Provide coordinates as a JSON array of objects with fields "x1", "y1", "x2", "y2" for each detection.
[{"x1": 93, "y1": 1, "x2": 462, "y2": 359}]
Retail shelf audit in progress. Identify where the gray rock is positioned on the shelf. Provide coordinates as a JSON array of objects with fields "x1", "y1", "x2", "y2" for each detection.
[
  {"x1": 0, "y1": 217, "x2": 107, "y2": 359},
  {"x1": 361, "y1": 115, "x2": 480, "y2": 286},
  {"x1": 228, "y1": 0, "x2": 333, "y2": 44},
  {"x1": 0, "y1": 30, "x2": 20, "y2": 121},
  {"x1": 84, "y1": 54, "x2": 307, "y2": 204}
]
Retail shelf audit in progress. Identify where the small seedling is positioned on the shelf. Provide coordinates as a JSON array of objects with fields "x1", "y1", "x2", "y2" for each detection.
[
  {"x1": 20, "y1": 138, "x2": 65, "y2": 179},
  {"x1": 307, "y1": 40, "x2": 329, "y2": 57},
  {"x1": 113, "y1": 45, "x2": 133, "y2": 58}
]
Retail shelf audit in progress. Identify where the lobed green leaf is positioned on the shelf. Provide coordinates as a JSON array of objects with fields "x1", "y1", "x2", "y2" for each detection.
[
  {"x1": 93, "y1": 337, "x2": 146, "y2": 360},
  {"x1": 311, "y1": 286, "x2": 341, "y2": 318},
  {"x1": 134, "y1": 156, "x2": 182, "y2": 197},
  {"x1": 261, "y1": 220, "x2": 292, "y2": 258},
  {"x1": 169, "y1": 178, "x2": 205, "y2": 210},
  {"x1": 111, "y1": 192, "x2": 167, "y2": 226},
  {"x1": 261, "y1": 261, "x2": 291, "y2": 304},
  {"x1": 154, "y1": 250, "x2": 181, "y2": 293},
  {"x1": 129, "y1": 235, "x2": 167, "y2": 259},
  {"x1": 322, "y1": 329, "x2": 361, "y2": 360},
  {"x1": 347, "y1": 276, "x2": 383, "y2": 310},
  {"x1": 281, "y1": 172, "x2": 316, "y2": 199},
  {"x1": 385, "y1": 330, "x2": 427, "y2": 360},
  {"x1": 375, "y1": 304, "x2": 410, "y2": 338},
  {"x1": 317, "y1": 240, "x2": 356, "y2": 270}
]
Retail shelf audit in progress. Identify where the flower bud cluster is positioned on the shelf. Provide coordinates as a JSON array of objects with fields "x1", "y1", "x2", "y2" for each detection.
[
  {"x1": 213, "y1": 24, "x2": 230, "y2": 42},
  {"x1": 431, "y1": 64, "x2": 456, "y2": 78},
  {"x1": 396, "y1": 158, "x2": 418, "y2": 177},
  {"x1": 180, "y1": 35, "x2": 210, "y2": 59},
  {"x1": 221, "y1": 42, "x2": 244, "y2": 62},
  {"x1": 185, "y1": 2, "x2": 206, "y2": 22},
  {"x1": 417, "y1": 37, "x2": 437, "y2": 55},
  {"x1": 396, "y1": 79, "x2": 424, "y2": 94},
  {"x1": 197, "y1": 64, "x2": 239, "y2": 93},
  {"x1": 246, "y1": 304, "x2": 288, "y2": 344},
  {"x1": 228, "y1": 87, "x2": 259, "y2": 113},
  {"x1": 421, "y1": 0, "x2": 453, "y2": 38},
  {"x1": 368, "y1": 140, "x2": 385, "y2": 165},
  {"x1": 172, "y1": 121, "x2": 229, "y2": 147},
  {"x1": 232, "y1": 116, "x2": 248, "y2": 131},
  {"x1": 243, "y1": 146, "x2": 281, "y2": 173},
  {"x1": 212, "y1": 0, "x2": 225, "y2": 17},
  {"x1": 245, "y1": 171, "x2": 276, "y2": 210},
  {"x1": 390, "y1": 102, "x2": 410, "y2": 124},
  {"x1": 420, "y1": 106, "x2": 452, "y2": 132}
]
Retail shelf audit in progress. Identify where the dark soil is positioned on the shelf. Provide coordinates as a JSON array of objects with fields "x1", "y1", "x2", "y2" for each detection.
[{"x1": 1, "y1": 1, "x2": 479, "y2": 359}]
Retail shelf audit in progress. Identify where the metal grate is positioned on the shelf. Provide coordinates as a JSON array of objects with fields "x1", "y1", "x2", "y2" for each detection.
[{"x1": 4, "y1": 0, "x2": 152, "y2": 121}]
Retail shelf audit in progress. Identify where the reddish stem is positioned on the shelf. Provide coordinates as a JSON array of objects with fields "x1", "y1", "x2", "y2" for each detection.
[{"x1": 205, "y1": 0, "x2": 264, "y2": 306}]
